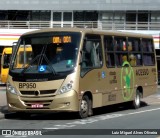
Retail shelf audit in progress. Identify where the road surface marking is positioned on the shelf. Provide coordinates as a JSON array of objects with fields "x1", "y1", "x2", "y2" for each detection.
[
  {"x1": 126, "y1": 107, "x2": 160, "y2": 115},
  {"x1": 43, "y1": 107, "x2": 160, "y2": 130}
]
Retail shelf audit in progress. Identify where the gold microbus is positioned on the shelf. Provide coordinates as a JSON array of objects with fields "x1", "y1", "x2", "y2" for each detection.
[{"x1": 6, "y1": 28, "x2": 157, "y2": 118}]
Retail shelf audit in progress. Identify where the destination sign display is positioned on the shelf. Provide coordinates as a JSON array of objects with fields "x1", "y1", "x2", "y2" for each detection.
[{"x1": 53, "y1": 36, "x2": 71, "y2": 43}]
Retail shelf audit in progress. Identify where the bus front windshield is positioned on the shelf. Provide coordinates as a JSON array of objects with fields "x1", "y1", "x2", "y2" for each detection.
[{"x1": 10, "y1": 32, "x2": 81, "y2": 77}]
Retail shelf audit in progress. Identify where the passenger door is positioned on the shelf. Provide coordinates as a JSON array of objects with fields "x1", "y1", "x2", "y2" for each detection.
[{"x1": 79, "y1": 34, "x2": 104, "y2": 108}]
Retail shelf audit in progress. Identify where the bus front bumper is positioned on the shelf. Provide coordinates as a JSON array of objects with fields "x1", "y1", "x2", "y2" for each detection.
[{"x1": 6, "y1": 90, "x2": 80, "y2": 113}]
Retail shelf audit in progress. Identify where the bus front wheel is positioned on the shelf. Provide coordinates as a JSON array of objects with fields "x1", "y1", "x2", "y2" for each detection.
[{"x1": 78, "y1": 95, "x2": 92, "y2": 118}]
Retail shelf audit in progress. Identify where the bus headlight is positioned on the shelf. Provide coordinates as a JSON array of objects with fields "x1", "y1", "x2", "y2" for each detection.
[
  {"x1": 59, "y1": 81, "x2": 73, "y2": 94},
  {"x1": 6, "y1": 82, "x2": 17, "y2": 94}
]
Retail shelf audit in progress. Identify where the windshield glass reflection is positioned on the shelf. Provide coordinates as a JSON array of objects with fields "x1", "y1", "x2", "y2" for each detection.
[{"x1": 11, "y1": 32, "x2": 81, "y2": 75}]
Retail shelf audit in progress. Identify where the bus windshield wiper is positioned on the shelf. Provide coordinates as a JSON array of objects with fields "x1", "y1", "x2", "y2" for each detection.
[
  {"x1": 42, "y1": 53, "x2": 57, "y2": 75},
  {"x1": 21, "y1": 44, "x2": 57, "y2": 75},
  {"x1": 21, "y1": 44, "x2": 46, "y2": 74},
  {"x1": 21, "y1": 54, "x2": 41, "y2": 74}
]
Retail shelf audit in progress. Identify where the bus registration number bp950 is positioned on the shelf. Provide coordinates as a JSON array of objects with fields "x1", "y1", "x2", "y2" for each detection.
[{"x1": 19, "y1": 83, "x2": 36, "y2": 89}]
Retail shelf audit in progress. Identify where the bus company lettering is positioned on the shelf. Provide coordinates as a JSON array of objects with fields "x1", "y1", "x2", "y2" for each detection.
[
  {"x1": 136, "y1": 69, "x2": 149, "y2": 76},
  {"x1": 151, "y1": 68, "x2": 156, "y2": 73},
  {"x1": 19, "y1": 83, "x2": 36, "y2": 89},
  {"x1": 109, "y1": 71, "x2": 117, "y2": 84},
  {"x1": 109, "y1": 71, "x2": 116, "y2": 75}
]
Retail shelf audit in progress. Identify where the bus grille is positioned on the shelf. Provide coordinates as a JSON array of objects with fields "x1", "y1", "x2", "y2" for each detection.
[{"x1": 20, "y1": 89, "x2": 57, "y2": 96}]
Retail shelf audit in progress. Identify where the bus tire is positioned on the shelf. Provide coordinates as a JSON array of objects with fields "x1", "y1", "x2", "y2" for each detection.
[
  {"x1": 133, "y1": 90, "x2": 141, "y2": 109},
  {"x1": 78, "y1": 95, "x2": 90, "y2": 118}
]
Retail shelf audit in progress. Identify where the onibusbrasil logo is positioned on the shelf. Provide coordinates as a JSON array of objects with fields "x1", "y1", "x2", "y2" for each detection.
[{"x1": 121, "y1": 61, "x2": 135, "y2": 101}]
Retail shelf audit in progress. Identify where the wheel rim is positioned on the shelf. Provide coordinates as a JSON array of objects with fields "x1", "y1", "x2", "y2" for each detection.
[
  {"x1": 80, "y1": 99, "x2": 88, "y2": 115},
  {"x1": 135, "y1": 93, "x2": 140, "y2": 106}
]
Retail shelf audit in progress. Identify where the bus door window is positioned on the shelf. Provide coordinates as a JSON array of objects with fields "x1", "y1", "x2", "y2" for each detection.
[
  {"x1": 81, "y1": 34, "x2": 102, "y2": 76},
  {"x1": 82, "y1": 40, "x2": 101, "y2": 67},
  {"x1": 83, "y1": 41, "x2": 93, "y2": 67}
]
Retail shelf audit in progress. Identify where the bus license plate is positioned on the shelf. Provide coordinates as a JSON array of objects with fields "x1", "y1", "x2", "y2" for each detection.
[{"x1": 31, "y1": 104, "x2": 43, "y2": 108}]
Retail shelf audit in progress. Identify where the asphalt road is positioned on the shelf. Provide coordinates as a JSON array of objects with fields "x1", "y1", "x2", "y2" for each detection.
[{"x1": 0, "y1": 86, "x2": 160, "y2": 138}]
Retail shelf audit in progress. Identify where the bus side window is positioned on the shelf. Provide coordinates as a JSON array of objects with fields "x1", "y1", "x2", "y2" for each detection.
[
  {"x1": 134, "y1": 40, "x2": 140, "y2": 51},
  {"x1": 148, "y1": 40, "x2": 153, "y2": 52},
  {"x1": 107, "y1": 54, "x2": 115, "y2": 67},
  {"x1": 114, "y1": 36, "x2": 127, "y2": 66},
  {"x1": 129, "y1": 54, "x2": 136, "y2": 66},
  {"x1": 105, "y1": 37, "x2": 114, "y2": 51},
  {"x1": 115, "y1": 54, "x2": 124, "y2": 67},
  {"x1": 104, "y1": 35, "x2": 115, "y2": 67},
  {"x1": 142, "y1": 40, "x2": 148, "y2": 52},
  {"x1": 142, "y1": 38, "x2": 155, "y2": 66},
  {"x1": 114, "y1": 37, "x2": 126, "y2": 51},
  {"x1": 128, "y1": 42, "x2": 132, "y2": 51},
  {"x1": 128, "y1": 37, "x2": 142, "y2": 66},
  {"x1": 136, "y1": 54, "x2": 142, "y2": 66}
]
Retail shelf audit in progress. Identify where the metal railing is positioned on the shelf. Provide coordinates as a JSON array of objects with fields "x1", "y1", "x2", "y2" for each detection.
[{"x1": 0, "y1": 20, "x2": 160, "y2": 30}]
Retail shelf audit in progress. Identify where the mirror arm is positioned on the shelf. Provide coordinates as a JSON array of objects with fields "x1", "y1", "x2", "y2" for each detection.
[{"x1": 79, "y1": 50, "x2": 83, "y2": 66}]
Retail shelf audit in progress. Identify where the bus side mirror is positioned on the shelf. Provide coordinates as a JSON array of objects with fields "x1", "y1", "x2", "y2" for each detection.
[{"x1": 12, "y1": 42, "x2": 17, "y2": 47}]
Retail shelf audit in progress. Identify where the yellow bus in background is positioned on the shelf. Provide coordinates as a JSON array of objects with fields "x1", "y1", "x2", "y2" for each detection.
[
  {"x1": 6, "y1": 28, "x2": 157, "y2": 118},
  {"x1": 0, "y1": 45, "x2": 32, "y2": 84},
  {"x1": 15, "y1": 45, "x2": 32, "y2": 68},
  {"x1": 0, "y1": 47, "x2": 12, "y2": 84}
]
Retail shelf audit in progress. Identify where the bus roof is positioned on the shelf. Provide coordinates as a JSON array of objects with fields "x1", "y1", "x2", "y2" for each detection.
[{"x1": 21, "y1": 28, "x2": 153, "y2": 39}]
